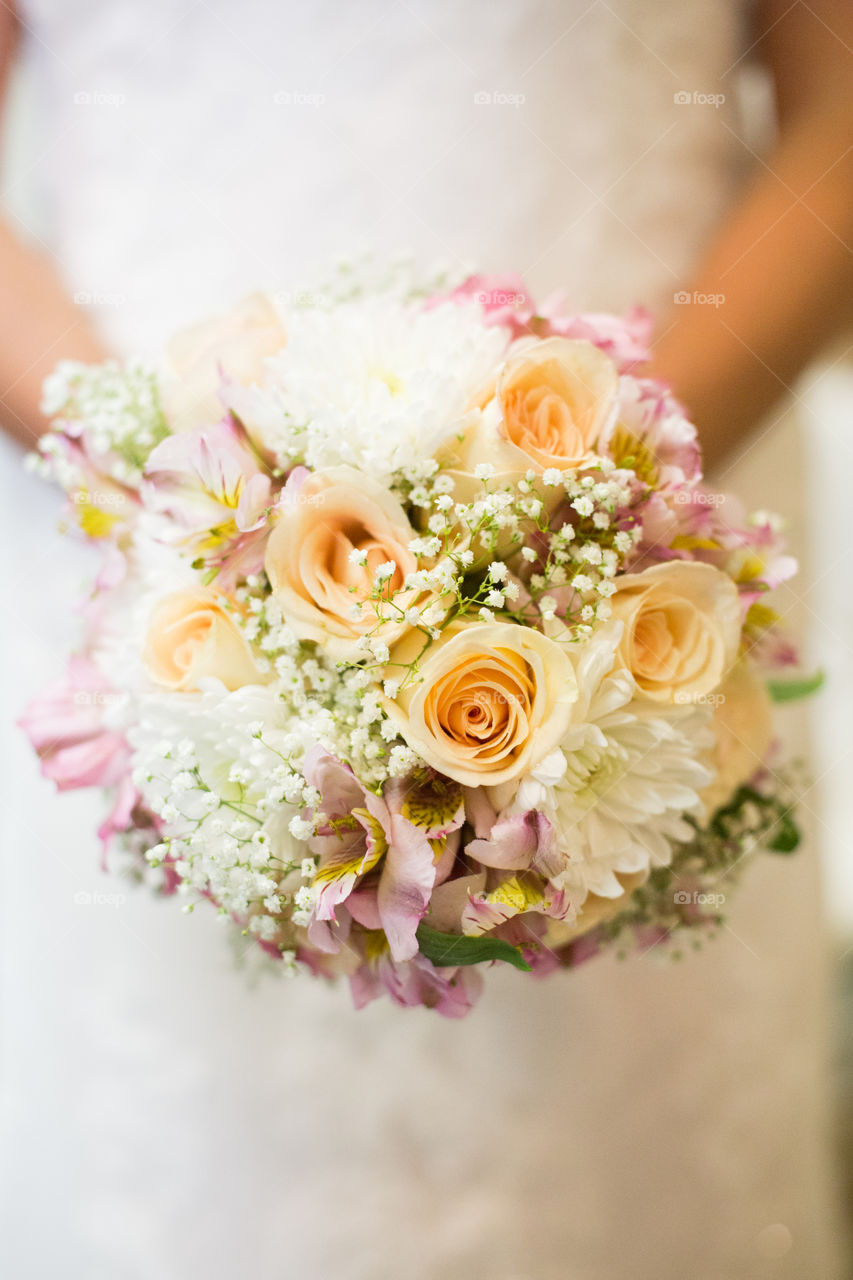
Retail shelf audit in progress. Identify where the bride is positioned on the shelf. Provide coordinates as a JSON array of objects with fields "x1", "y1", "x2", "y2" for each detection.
[{"x1": 1, "y1": 2, "x2": 850, "y2": 1276}]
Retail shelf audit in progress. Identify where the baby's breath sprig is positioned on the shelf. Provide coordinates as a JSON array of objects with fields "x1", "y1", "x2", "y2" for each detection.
[
  {"x1": 39, "y1": 358, "x2": 170, "y2": 484},
  {"x1": 132, "y1": 721, "x2": 323, "y2": 950},
  {"x1": 383, "y1": 461, "x2": 645, "y2": 642}
]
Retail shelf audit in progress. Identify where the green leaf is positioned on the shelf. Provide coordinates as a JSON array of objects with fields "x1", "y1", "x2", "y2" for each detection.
[
  {"x1": 767, "y1": 670, "x2": 825, "y2": 703},
  {"x1": 767, "y1": 809, "x2": 801, "y2": 854},
  {"x1": 416, "y1": 923, "x2": 532, "y2": 972}
]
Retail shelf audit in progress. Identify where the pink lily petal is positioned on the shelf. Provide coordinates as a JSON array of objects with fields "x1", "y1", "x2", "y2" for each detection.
[
  {"x1": 376, "y1": 812, "x2": 436, "y2": 962},
  {"x1": 466, "y1": 809, "x2": 554, "y2": 871},
  {"x1": 97, "y1": 774, "x2": 139, "y2": 864},
  {"x1": 350, "y1": 951, "x2": 482, "y2": 1017},
  {"x1": 235, "y1": 472, "x2": 272, "y2": 531},
  {"x1": 425, "y1": 872, "x2": 487, "y2": 933},
  {"x1": 346, "y1": 888, "x2": 382, "y2": 930},
  {"x1": 42, "y1": 732, "x2": 129, "y2": 791}
]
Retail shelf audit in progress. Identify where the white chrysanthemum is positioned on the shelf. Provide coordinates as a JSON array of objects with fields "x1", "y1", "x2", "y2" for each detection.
[
  {"x1": 228, "y1": 298, "x2": 511, "y2": 481},
  {"x1": 513, "y1": 623, "x2": 716, "y2": 904}
]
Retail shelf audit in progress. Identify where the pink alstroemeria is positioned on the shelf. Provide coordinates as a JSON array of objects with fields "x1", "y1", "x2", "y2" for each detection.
[
  {"x1": 436, "y1": 273, "x2": 654, "y2": 371},
  {"x1": 144, "y1": 413, "x2": 274, "y2": 585},
  {"x1": 466, "y1": 808, "x2": 560, "y2": 874},
  {"x1": 666, "y1": 491, "x2": 797, "y2": 600},
  {"x1": 457, "y1": 807, "x2": 577, "y2": 938},
  {"x1": 303, "y1": 748, "x2": 443, "y2": 963},
  {"x1": 494, "y1": 914, "x2": 563, "y2": 978},
  {"x1": 350, "y1": 949, "x2": 483, "y2": 1018},
  {"x1": 546, "y1": 305, "x2": 653, "y2": 371},
  {"x1": 20, "y1": 658, "x2": 130, "y2": 791},
  {"x1": 96, "y1": 774, "x2": 150, "y2": 863},
  {"x1": 601, "y1": 376, "x2": 701, "y2": 492},
  {"x1": 437, "y1": 273, "x2": 538, "y2": 338},
  {"x1": 40, "y1": 433, "x2": 138, "y2": 543}
]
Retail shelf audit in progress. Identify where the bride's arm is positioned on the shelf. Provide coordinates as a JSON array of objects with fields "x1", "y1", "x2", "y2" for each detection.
[
  {"x1": 653, "y1": 0, "x2": 853, "y2": 469},
  {"x1": 0, "y1": 3, "x2": 108, "y2": 447}
]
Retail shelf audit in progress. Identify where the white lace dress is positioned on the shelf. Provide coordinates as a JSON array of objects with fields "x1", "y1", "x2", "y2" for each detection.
[{"x1": 1, "y1": 3, "x2": 844, "y2": 1277}]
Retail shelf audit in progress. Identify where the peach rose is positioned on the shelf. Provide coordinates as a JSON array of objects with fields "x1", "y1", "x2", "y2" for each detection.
[
  {"x1": 143, "y1": 588, "x2": 264, "y2": 691},
  {"x1": 609, "y1": 561, "x2": 741, "y2": 703},
  {"x1": 442, "y1": 337, "x2": 618, "y2": 485},
  {"x1": 161, "y1": 293, "x2": 286, "y2": 433},
  {"x1": 700, "y1": 659, "x2": 773, "y2": 819},
  {"x1": 497, "y1": 337, "x2": 619, "y2": 467},
  {"x1": 382, "y1": 621, "x2": 578, "y2": 787},
  {"x1": 265, "y1": 466, "x2": 427, "y2": 660}
]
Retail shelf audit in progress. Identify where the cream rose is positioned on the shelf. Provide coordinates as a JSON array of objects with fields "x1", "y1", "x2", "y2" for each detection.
[
  {"x1": 143, "y1": 588, "x2": 264, "y2": 691},
  {"x1": 442, "y1": 337, "x2": 618, "y2": 486},
  {"x1": 265, "y1": 466, "x2": 428, "y2": 660},
  {"x1": 161, "y1": 293, "x2": 287, "y2": 433},
  {"x1": 435, "y1": 340, "x2": 620, "y2": 544},
  {"x1": 497, "y1": 337, "x2": 619, "y2": 467},
  {"x1": 700, "y1": 659, "x2": 773, "y2": 819},
  {"x1": 382, "y1": 621, "x2": 578, "y2": 787},
  {"x1": 609, "y1": 561, "x2": 741, "y2": 703}
]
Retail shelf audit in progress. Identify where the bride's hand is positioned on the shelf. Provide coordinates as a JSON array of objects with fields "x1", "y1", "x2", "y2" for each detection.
[
  {"x1": 652, "y1": 0, "x2": 853, "y2": 471},
  {"x1": 0, "y1": 3, "x2": 110, "y2": 448}
]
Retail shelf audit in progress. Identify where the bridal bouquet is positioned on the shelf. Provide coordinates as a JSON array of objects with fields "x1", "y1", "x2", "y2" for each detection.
[{"x1": 22, "y1": 266, "x2": 813, "y2": 1016}]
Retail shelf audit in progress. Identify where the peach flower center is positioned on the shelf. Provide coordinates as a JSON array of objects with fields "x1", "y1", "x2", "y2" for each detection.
[
  {"x1": 504, "y1": 360, "x2": 591, "y2": 462},
  {"x1": 423, "y1": 650, "x2": 535, "y2": 767},
  {"x1": 301, "y1": 518, "x2": 409, "y2": 619},
  {"x1": 161, "y1": 612, "x2": 214, "y2": 683},
  {"x1": 631, "y1": 602, "x2": 709, "y2": 690}
]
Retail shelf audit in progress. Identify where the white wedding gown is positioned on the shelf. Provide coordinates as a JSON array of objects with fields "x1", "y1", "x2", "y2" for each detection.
[{"x1": 1, "y1": 3, "x2": 845, "y2": 1277}]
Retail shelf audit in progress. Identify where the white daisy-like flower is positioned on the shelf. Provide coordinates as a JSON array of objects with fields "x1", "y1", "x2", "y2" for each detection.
[
  {"x1": 227, "y1": 297, "x2": 511, "y2": 482},
  {"x1": 512, "y1": 622, "x2": 716, "y2": 905}
]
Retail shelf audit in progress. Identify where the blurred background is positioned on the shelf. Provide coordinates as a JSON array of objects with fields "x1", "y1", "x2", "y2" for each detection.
[{"x1": 1, "y1": 3, "x2": 852, "y2": 1277}]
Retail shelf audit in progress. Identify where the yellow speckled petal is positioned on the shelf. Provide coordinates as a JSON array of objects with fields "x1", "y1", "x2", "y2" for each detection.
[
  {"x1": 607, "y1": 424, "x2": 659, "y2": 486},
  {"x1": 400, "y1": 769, "x2": 464, "y2": 836},
  {"x1": 487, "y1": 875, "x2": 544, "y2": 915},
  {"x1": 312, "y1": 809, "x2": 387, "y2": 886}
]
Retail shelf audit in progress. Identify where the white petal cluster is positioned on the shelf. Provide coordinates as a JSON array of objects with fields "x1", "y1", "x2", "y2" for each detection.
[
  {"x1": 230, "y1": 298, "x2": 510, "y2": 483},
  {"x1": 129, "y1": 685, "x2": 314, "y2": 919},
  {"x1": 513, "y1": 625, "x2": 715, "y2": 903}
]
